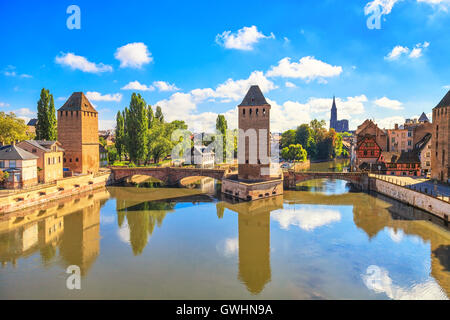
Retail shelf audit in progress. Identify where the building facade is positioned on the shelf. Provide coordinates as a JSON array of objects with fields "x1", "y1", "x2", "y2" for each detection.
[
  {"x1": 378, "y1": 151, "x2": 421, "y2": 176},
  {"x1": 17, "y1": 140, "x2": 64, "y2": 183},
  {"x1": 57, "y1": 92, "x2": 99, "y2": 174},
  {"x1": 355, "y1": 136, "x2": 382, "y2": 169},
  {"x1": 431, "y1": 90, "x2": 450, "y2": 182},
  {"x1": 387, "y1": 125, "x2": 413, "y2": 152},
  {"x1": 330, "y1": 96, "x2": 349, "y2": 133},
  {"x1": 415, "y1": 133, "x2": 432, "y2": 177},
  {"x1": 0, "y1": 145, "x2": 38, "y2": 189},
  {"x1": 356, "y1": 119, "x2": 388, "y2": 152},
  {"x1": 186, "y1": 145, "x2": 215, "y2": 168}
]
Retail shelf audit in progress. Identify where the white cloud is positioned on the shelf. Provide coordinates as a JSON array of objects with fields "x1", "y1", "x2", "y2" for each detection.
[
  {"x1": 385, "y1": 46, "x2": 410, "y2": 60},
  {"x1": 4, "y1": 71, "x2": 32, "y2": 78},
  {"x1": 215, "y1": 25, "x2": 275, "y2": 50},
  {"x1": 385, "y1": 42, "x2": 430, "y2": 60},
  {"x1": 271, "y1": 207, "x2": 341, "y2": 231},
  {"x1": 362, "y1": 265, "x2": 448, "y2": 300},
  {"x1": 375, "y1": 115, "x2": 406, "y2": 129},
  {"x1": 13, "y1": 108, "x2": 35, "y2": 117},
  {"x1": 115, "y1": 42, "x2": 153, "y2": 69},
  {"x1": 191, "y1": 70, "x2": 277, "y2": 103},
  {"x1": 409, "y1": 41, "x2": 430, "y2": 58},
  {"x1": 285, "y1": 81, "x2": 297, "y2": 88},
  {"x1": 223, "y1": 238, "x2": 239, "y2": 256},
  {"x1": 374, "y1": 97, "x2": 404, "y2": 110},
  {"x1": 99, "y1": 119, "x2": 116, "y2": 131},
  {"x1": 55, "y1": 52, "x2": 113, "y2": 73},
  {"x1": 443, "y1": 85, "x2": 450, "y2": 90},
  {"x1": 121, "y1": 80, "x2": 155, "y2": 91},
  {"x1": 266, "y1": 56, "x2": 343, "y2": 82},
  {"x1": 86, "y1": 91, "x2": 122, "y2": 102},
  {"x1": 365, "y1": 0, "x2": 399, "y2": 16},
  {"x1": 153, "y1": 81, "x2": 179, "y2": 92},
  {"x1": 0, "y1": 102, "x2": 10, "y2": 107}
]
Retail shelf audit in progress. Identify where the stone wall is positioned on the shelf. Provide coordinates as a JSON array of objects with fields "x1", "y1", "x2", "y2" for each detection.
[
  {"x1": 0, "y1": 170, "x2": 112, "y2": 214},
  {"x1": 369, "y1": 177, "x2": 450, "y2": 220}
]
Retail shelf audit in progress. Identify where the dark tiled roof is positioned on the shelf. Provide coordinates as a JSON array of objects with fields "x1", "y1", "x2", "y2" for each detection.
[
  {"x1": 0, "y1": 145, "x2": 39, "y2": 160},
  {"x1": 238, "y1": 85, "x2": 269, "y2": 107},
  {"x1": 414, "y1": 133, "x2": 432, "y2": 151},
  {"x1": 435, "y1": 90, "x2": 450, "y2": 109},
  {"x1": 381, "y1": 151, "x2": 420, "y2": 164},
  {"x1": 27, "y1": 118, "x2": 38, "y2": 126},
  {"x1": 20, "y1": 140, "x2": 64, "y2": 152},
  {"x1": 418, "y1": 112, "x2": 429, "y2": 122},
  {"x1": 58, "y1": 92, "x2": 97, "y2": 113}
]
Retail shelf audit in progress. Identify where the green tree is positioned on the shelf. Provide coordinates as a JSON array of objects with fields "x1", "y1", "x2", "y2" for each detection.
[
  {"x1": 216, "y1": 115, "x2": 228, "y2": 162},
  {"x1": 280, "y1": 129, "x2": 296, "y2": 149},
  {"x1": 281, "y1": 144, "x2": 307, "y2": 162},
  {"x1": 0, "y1": 112, "x2": 30, "y2": 144},
  {"x1": 115, "y1": 111, "x2": 125, "y2": 160},
  {"x1": 36, "y1": 88, "x2": 57, "y2": 140},
  {"x1": 126, "y1": 93, "x2": 148, "y2": 164},
  {"x1": 147, "y1": 105, "x2": 154, "y2": 128},
  {"x1": 155, "y1": 106, "x2": 164, "y2": 123}
]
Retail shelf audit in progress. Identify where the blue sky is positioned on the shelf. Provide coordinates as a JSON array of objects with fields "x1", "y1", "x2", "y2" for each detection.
[{"x1": 1, "y1": 0, "x2": 450, "y2": 132}]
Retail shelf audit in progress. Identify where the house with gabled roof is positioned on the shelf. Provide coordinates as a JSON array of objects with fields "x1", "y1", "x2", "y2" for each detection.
[
  {"x1": 17, "y1": 140, "x2": 64, "y2": 183},
  {"x1": 0, "y1": 145, "x2": 38, "y2": 189}
]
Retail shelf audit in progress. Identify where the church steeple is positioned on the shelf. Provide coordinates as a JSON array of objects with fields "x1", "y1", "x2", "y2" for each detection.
[{"x1": 330, "y1": 95, "x2": 337, "y2": 129}]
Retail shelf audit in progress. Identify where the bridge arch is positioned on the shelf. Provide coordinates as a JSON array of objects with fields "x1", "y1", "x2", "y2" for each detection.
[{"x1": 283, "y1": 171, "x2": 369, "y2": 191}]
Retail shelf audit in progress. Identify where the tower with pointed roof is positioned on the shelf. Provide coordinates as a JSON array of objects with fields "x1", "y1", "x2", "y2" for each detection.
[
  {"x1": 329, "y1": 96, "x2": 349, "y2": 133},
  {"x1": 237, "y1": 85, "x2": 272, "y2": 180},
  {"x1": 57, "y1": 92, "x2": 99, "y2": 174},
  {"x1": 431, "y1": 90, "x2": 450, "y2": 182}
]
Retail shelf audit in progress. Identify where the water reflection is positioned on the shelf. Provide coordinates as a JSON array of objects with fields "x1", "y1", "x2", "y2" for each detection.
[
  {"x1": 0, "y1": 177, "x2": 449, "y2": 299},
  {"x1": 0, "y1": 189, "x2": 109, "y2": 275},
  {"x1": 218, "y1": 197, "x2": 283, "y2": 294}
]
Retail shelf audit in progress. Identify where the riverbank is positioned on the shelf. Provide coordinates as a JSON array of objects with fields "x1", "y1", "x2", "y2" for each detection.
[{"x1": 0, "y1": 170, "x2": 113, "y2": 214}]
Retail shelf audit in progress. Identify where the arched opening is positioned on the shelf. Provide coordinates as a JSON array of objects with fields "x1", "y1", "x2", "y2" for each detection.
[
  {"x1": 120, "y1": 174, "x2": 166, "y2": 188},
  {"x1": 295, "y1": 178, "x2": 354, "y2": 195},
  {"x1": 179, "y1": 176, "x2": 219, "y2": 194}
]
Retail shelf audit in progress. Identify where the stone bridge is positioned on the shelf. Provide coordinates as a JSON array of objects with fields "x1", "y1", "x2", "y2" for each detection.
[
  {"x1": 109, "y1": 166, "x2": 233, "y2": 185},
  {"x1": 283, "y1": 171, "x2": 369, "y2": 190}
]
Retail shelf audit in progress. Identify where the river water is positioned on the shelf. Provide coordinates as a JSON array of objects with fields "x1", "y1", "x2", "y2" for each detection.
[{"x1": 0, "y1": 162, "x2": 449, "y2": 299}]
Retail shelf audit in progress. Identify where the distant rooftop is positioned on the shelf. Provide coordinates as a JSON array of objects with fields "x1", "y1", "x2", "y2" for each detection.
[
  {"x1": 27, "y1": 119, "x2": 38, "y2": 126},
  {"x1": 0, "y1": 145, "x2": 39, "y2": 161},
  {"x1": 238, "y1": 85, "x2": 269, "y2": 107}
]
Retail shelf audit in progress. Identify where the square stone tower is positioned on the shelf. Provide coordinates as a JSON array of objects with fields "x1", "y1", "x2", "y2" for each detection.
[
  {"x1": 57, "y1": 92, "x2": 99, "y2": 174},
  {"x1": 238, "y1": 85, "x2": 271, "y2": 181},
  {"x1": 431, "y1": 90, "x2": 450, "y2": 182}
]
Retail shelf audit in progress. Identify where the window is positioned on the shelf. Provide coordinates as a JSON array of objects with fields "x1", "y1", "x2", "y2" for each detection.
[
  {"x1": 32, "y1": 148, "x2": 37, "y2": 153},
  {"x1": 75, "y1": 158, "x2": 79, "y2": 162},
  {"x1": 263, "y1": 108, "x2": 266, "y2": 115},
  {"x1": 59, "y1": 157, "x2": 61, "y2": 163},
  {"x1": 243, "y1": 109, "x2": 245, "y2": 115},
  {"x1": 256, "y1": 108, "x2": 259, "y2": 116},
  {"x1": 0, "y1": 160, "x2": 4, "y2": 168},
  {"x1": 48, "y1": 158, "x2": 50, "y2": 165},
  {"x1": 9, "y1": 160, "x2": 16, "y2": 168},
  {"x1": 249, "y1": 108, "x2": 252, "y2": 115},
  {"x1": 64, "y1": 158, "x2": 66, "y2": 163},
  {"x1": 69, "y1": 158, "x2": 72, "y2": 162},
  {"x1": 408, "y1": 140, "x2": 412, "y2": 146}
]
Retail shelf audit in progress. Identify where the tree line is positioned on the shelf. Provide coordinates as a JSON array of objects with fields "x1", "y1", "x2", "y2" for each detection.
[
  {"x1": 114, "y1": 93, "x2": 188, "y2": 165},
  {"x1": 280, "y1": 119, "x2": 347, "y2": 161}
]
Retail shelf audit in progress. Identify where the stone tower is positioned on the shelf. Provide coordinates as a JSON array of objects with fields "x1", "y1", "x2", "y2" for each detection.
[
  {"x1": 238, "y1": 85, "x2": 271, "y2": 181},
  {"x1": 431, "y1": 90, "x2": 450, "y2": 182},
  {"x1": 57, "y1": 92, "x2": 99, "y2": 174}
]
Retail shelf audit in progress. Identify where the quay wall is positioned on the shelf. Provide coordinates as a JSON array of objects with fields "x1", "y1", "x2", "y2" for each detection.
[
  {"x1": 369, "y1": 178, "x2": 450, "y2": 221},
  {"x1": 0, "y1": 170, "x2": 113, "y2": 214}
]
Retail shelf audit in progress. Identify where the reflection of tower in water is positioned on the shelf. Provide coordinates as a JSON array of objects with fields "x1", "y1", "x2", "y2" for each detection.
[
  {"x1": 238, "y1": 211, "x2": 271, "y2": 295},
  {"x1": 218, "y1": 196, "x2": 283, "y2": 294},
  {"x1": 59, "y1": 202, "x2": 101, "y2": 276}
]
